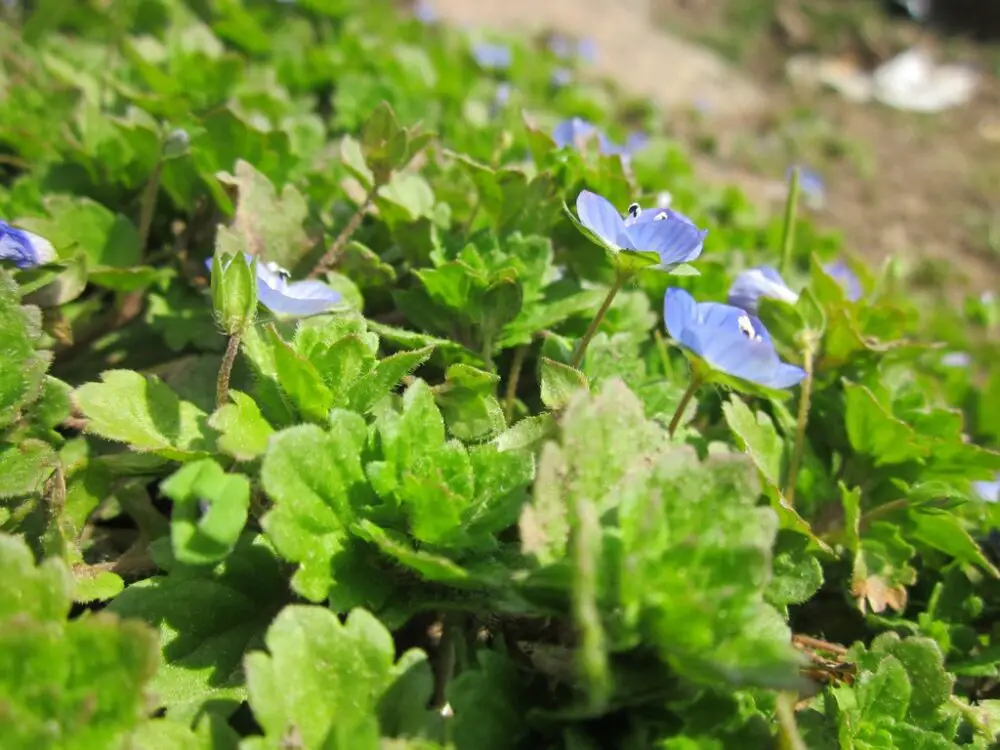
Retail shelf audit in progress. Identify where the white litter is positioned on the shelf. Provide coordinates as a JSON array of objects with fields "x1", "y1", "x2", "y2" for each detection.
[{"x1": 872, "y1": 48, "x2": 979, "y2": 113}]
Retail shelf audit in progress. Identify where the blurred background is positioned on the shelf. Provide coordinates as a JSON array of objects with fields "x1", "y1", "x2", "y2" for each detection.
[{"x1": 418, "y1": 0, "x2": 1000, "y2": 297}]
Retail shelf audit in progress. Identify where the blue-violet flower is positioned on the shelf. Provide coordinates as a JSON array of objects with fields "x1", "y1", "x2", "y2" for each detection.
[
  {"x1": 0, "y1": 220, "x2": 56, "y2": 269},
  {"x1": 664, "y1": 287, "x2": 806, "y2": 389},
  {"x1": 974, "y1": 475, "x2": 1000, "y2": 503},
  {"x1": 824, "y1": 259, "x2": 862, "y2": 301},
  {"x1": 472, "y1": 42, "x2": 511, "y2": 71},
  {"x1": 576, "y1": 190, "x2": 706, "y2": 269},
  {"x1": 728, "y1": 266, "x2": 799, "y2": 316},
  {"x1": 206, "y1": 255, "x2": 341, "y2": 317}
]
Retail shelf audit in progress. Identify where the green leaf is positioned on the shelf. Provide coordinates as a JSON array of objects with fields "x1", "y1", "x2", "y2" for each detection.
[
  {"x1": 906, "y1": 509, "x2": 1000, "y2": 578},
  {"x1": 352, "y1": 519, "x2": 473, "y2": 585},
  {"x1": 0, "y1": 439, "x2": 58, "y2": 499},
  {"x1": 435, "y1": 364, "x2": 505, "y2": 442},
  {"x1": 495, "y1": 413, "x2": 556, "y2": 453},
  {"x1": 856, "y1": 655, "x2": 911, "y2": 723},
  {"x1": 0, "y1": 270, "x2": 49, "y2": 429},
  {"x1": 0, "y1": 534, "x2": 157, "y2": 749},
  {"x1": 721, "y1": 397, "x2": 828, "y2": 551},
  {"x1": 844, "y1": 380, "x2": 928, "y2": 467},
  {"x1": 18, "y1": 194, "x2": 141, "y2": 268},
  {"x1": 244, "y1": 605, "x2": 431, "y2": 748},
  {"x1": 74, "y1": 370, "x2": 216, "y2": 461},
  {"x1": 208, "y1": 390, "x2": 274, "y2": 462},
  {"x1": 765, "y1": 531, "x2": 823, "y2": 614},
  {"x1": 0, "y1": 613, "x2": 159, "y2": 750},
  {"x1": 348, "y1": 346, "x2": 435, "y2": 413},
  {"x1": 267, "y1": 325, "x2": 335, "y2": 423},
  {"x1": 216, "y1": 159, "x2": 312, "y2": 272},
  {"x1": 448, "y1": 651, "x2": 529, "y2": 750},
  {"x1": 126, "y1": 714, "x2": 239, "y2": 750},
  {"x1": 108, "y1": 534, "x2": 288, "y2": 721},
  {"x1": 539, "y1": 357, "x2": 588, "y2": 411},
  {"x1": 162, "y1": 459, "x2": 251, "y2": 566},
  {"x1": 0, "y1": 533, "x2": 72, "y2": 622},
  {"x1": 260, "y1": 415, "x2": 372, "y2": 601}
]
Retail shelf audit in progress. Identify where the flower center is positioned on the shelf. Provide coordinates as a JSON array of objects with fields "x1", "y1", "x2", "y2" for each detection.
[
  {"x1": 738, "y1": 314, "x2": 761, "y2": 341},
  {"x1": 265, "y1": 260, "x2": 292, "y2": 282}
]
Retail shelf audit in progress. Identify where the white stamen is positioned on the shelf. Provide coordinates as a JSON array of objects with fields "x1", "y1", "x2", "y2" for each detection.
[
  {"x1": 265, "y1": 260, "x2": 292, "y2": 281},
  {"x1": 626, "y1": 202, "x2": 641, "y2": 220},
  {"x1": 738, "y1": 314, "x2": 760, "y2": 341},
  {"x1": 653, "y1": 211, "x2": 668, "y2": 221}
]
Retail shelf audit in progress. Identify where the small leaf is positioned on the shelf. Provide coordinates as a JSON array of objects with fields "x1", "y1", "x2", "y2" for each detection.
[
  {"x1": 0, "y1": 440, "x2": 58, "y2": 499},
  {"x1": 208, "y1": 390, "x2": 274, "y2": 462},
  {"x1": 844, "y1": 380, "x2": 927, "y2": 467},
  {"x1": 74, "y1": 370, "x2": 216, "y2": 461},
  {"x1": 347, "y1": 346, "x2": 435, "y2": 413},
  {"x1": 162, "y1": 459, "x2": 251, "y2": 566},
  {"x1": 244, "y1": 605, "x2": 431, "y2": 748},
  {"x1": 267, "y1": 326, "x2": 335, "y2": 423},
  {"x1": 539, "y1": 357, "x2": 588, "y2": 411}
]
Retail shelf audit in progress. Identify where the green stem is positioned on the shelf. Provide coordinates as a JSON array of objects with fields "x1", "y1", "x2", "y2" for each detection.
[
  {"x1": 775, "y1": 692, "x2": 807, "y2": 750},
  {"x1": 433, "y1": 614, "x2": 459, "y2": 709},
  {"x1": 784, "y1": 341, "x2": 815, "y2": 507},
  {"x1": 311, "y1": 183, "x2": 379, "y2": 277},
  {"x1": 667, "y1": 376, "x2": 701, "y2": 437},
  {"x1": 779, "y1": 166, "x2": 801, "y2": 276},
  {"x1": 216, "y1": 332, "x2": 242, "y2": 409},
  {"x1": 137, "y1": 158, "x2": 163, "y2": 256},
  {"x1": 503, "y1": 344, "x2": 528, "y2": 422},
  {"x1": 570, "y1": 274, "x2": 624, "y2": 369},
  {"x1": 653, "y1": 329, "x2": 674, "y2": 379}
]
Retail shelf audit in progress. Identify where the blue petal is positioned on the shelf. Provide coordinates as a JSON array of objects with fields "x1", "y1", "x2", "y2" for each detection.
[
  {"x1": 553, "y1": 118, "x2": 597, "y2": 148},
  {"x1": 624, "y1": 209, "x2": 706, "y2": 265},
  {"x1": 824, "y1": 260, "x2": 862, "y2": 302},
  {"x1": 0, "y1": 220, "x2": 55, "y2": 269},
  {"x1": 663, "y1": 288, "x2": 697, "y2": 345},
  {"x1": 258, "y1": 279, "x2": 341, "y2": 317},
  {"x1": 727, "y1": 267, "x2": 798, "y2": 315},
  {"x1": 763, "y1": 363, "x2": 807, "y2": 389},
  {"x1": 576, "y1": 190, "x2": 629, "y2": 250},
  {"x1": 974, "y1": 478, "x2": 1000, "y2": 503}
]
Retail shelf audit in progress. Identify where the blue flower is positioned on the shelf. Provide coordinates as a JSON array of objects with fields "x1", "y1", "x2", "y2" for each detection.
[
  {"x1": 206, "y1": 255, "x2": 341, "y2": 317},
  {"x1": 472, "y1": 42, "x2": 511, "y2": 71},
  {"x1": 576, "y1": 38, "x2": 598, "y2": 64},
  {"x1": 664, "y1": 288, "x2": 806, "y2": 389},
  {"x1": 941, "y1": 351, "x2": 971, "y2": 368},
  {"x1": 974, "y1": 475, "x2": 1000, "y2": 503},
  {"x1": 575, "y1": 191, "x2": 706, "y2": 270},
  {"x1": 788, "y1": 164, "x2": 825, "y2": 209},
  {"x1": 413, "y1": 0, "x2": 436, "y2": 22},
  {"x1": 552, "y1": 118, "x2": 640, "y2": 158},
  {"x1": 727, "y1": 266, "x2": 799, "y2": 315},
  {"x1": 551, "y1": 68, "x2": 573, "y2": 87},
  {"x1": 824, "y1": 259, "x2": 862, "y2": 301},
  {"x1": 0, "y1": 220, "x2": 56, "y2": 269}
]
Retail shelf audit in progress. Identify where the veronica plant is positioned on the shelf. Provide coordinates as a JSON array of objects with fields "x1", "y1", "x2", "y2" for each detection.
[
  {"x1": 566, "y1": 190, "x2": 706, "y2": 367},
  {"x1": 825, "y1": 259, "x2": 863, "y2": 301},
  {"x1": 205, "y1": 255, "x2": 342, "y2": 317},
  {"x1": 663, "y1": 287, "x2": 805, "y2": 434}
]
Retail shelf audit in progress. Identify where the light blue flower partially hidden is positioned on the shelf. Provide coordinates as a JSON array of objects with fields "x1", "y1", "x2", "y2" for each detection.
[
  {"x1": 472, "y1": 42, "x2": 511, "y2": 71},
  {"x1": 664, "y1": 287, "x2": 806, "y2": 389},
  {"x1": 974, "y1": 476, "x2": 1000, "y2": 503},
  {"x1": 205, "y1": 255, "x2": 341, "y2": 317},
  {"x1": 728, "y1": 266, "x2": 799, "y2": 316},
  {"x1": 0, "y1": 220, "x2": 56, "y2": 269},
  {"x1": 552, "y1": 117, "x2": 645, "y2": 158},
  {"x1": 824, "y1": 259, "x2": 862, "y2": 302},
  {"x1": 574, "y1": 190, "x2": 706, "y2": 270}
]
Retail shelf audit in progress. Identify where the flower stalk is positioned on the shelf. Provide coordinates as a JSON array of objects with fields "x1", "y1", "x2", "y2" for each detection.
[
  {"x1": 667, "y1": 375, "x2": 701, "y2": 437},
  {"x1": 778, "y1": 166, "x2": 801, "y2": 276},
  {"x1": 784, "y1": 336, "x2": 816, "y2": 506},
  {"x1": 571, "y1": 273, "x2": 624, "y2": 369},
  {"x1": 216, "y1": 331, "x2": 242, "y2": 409},
  {"x1": 311, "y1": 183, "x2": 380, "y2": 277}
]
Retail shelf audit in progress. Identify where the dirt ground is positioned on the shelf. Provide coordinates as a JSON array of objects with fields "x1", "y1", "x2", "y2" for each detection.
[{"x1": 428, "y1": 0, "x2": 1000, "y2": 294}]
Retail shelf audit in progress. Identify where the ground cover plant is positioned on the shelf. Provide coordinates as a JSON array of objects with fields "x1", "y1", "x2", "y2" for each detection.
[{"x1": 4, "y1": 0, "x2": 1000, "y2": 748}]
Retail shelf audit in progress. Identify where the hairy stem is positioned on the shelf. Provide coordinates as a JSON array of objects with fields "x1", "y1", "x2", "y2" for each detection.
[
  {"x1": 667, "y1": 377, "x2": 701, "y2": 438},
  {"x1": 216, "y1": 332, "x2": 242, "y2": 409},
  {"x1": 784, "y1": 342, "x2": 815, "y2": 507},
  {"x1": 138, "y1": 158, "x2": 163, "y2": 256},
  {"x1": 779, "y1": 166, "x2": 801, "y2": 276},
  {"x1": 311, "y1": 184, "x2": 379, "y2": 277},
  {"x1": 570, "y1": 274, "x2": 623, "y2": 369},
  {"x1": 775, "y1": 692, "x2": 807, "y2": 750},
  {"x1": 503, "y1": 344, "x2": 528, "y2": 422}
]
